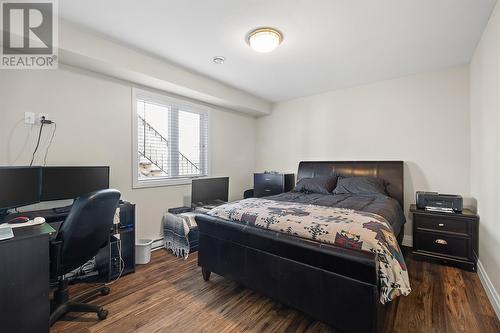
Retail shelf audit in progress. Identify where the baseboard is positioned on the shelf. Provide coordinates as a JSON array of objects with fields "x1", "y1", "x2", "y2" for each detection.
[
  {"x1": 477, "y1": 259, "x2": 500, "y2": 320},
  {"x1": 151, "y1": 237, "x2": 165, "y2": 251},
  {"x1": 402, "y1": 234, "x2": 413, "y2": 247}
]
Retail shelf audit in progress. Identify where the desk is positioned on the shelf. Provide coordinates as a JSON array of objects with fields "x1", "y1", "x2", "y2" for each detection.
[
  {"x1": 9, "y1": 201, "x2": 136, "y2": 280},
  {"x1": 0, "y1": 201, "x2": 135, "y2": 332},
  {"x1": 0, "y1": 223, "x2": 55, "y2": 333}
]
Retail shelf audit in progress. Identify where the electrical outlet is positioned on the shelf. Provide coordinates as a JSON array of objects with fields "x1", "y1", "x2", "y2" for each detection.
[
  {"x1": 24, "y1": 112, "x2": 35, "y2": 125},
  {"x1": 38, "y1": 113, "x2": 49, "y2": 124}
]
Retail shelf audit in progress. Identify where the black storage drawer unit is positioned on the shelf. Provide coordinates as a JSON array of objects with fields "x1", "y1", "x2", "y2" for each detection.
[
  {"x1": 254, "y1": 173, "x2": 295, "y2": 198},
  {"x1": 411, "y1": 204, "x2": 478, "y2": 271}
]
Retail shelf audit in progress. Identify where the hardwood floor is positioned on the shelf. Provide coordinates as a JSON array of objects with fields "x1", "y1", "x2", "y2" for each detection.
[{"x1": 51, "y1": 249, "x2": 500, "y2": 333}]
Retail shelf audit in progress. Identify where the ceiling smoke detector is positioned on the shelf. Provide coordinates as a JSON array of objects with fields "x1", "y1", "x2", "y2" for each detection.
[{"x1": 213, "y1": 56, "x2": 225, "y2": 64}]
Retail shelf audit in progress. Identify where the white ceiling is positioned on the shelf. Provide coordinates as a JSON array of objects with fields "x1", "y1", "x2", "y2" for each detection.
[{"x1": 59, "y1": 0, "x2": 496, "y2": 102}]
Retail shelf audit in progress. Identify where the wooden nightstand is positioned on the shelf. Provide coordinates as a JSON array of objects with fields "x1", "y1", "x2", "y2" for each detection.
[
  {"x1": 410, "y1": 204, "x2": 479, "y2": 271},
  {"x1": 253, "y1": 173, "x2": 295, "y2": 198}
]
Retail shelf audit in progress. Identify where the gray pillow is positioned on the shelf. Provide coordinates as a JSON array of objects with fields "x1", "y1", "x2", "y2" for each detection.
[
  {"x1": 332, "y1": 176, "x2": 386, "y2": 196},
  {"x1": 293, "y1": 176, "x2": 337, "y2": 194}
]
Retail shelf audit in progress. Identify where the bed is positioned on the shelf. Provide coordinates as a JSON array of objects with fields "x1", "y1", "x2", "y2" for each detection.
[{"x1": 195, "y1": 161, "x2": 407, "y2": 333}]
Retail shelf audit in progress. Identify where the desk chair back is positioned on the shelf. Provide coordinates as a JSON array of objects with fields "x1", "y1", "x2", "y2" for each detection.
[{"x1": 56, "y1": 189, "x2": 121, "y2": 274}]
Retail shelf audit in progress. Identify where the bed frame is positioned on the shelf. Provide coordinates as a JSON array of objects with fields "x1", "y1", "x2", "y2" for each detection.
[{"x1": 196, "y1": 161, "x2": 404, "y2": 333}]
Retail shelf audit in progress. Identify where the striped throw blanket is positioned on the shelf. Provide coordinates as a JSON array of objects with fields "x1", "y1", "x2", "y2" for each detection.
[{"x1": 163, "y1": 212, "x2": 197, "y2": 259}]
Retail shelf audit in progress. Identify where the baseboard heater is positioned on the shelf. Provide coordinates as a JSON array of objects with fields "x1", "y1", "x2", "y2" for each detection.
[
  {"x1": 151, "y1": 238, "x2": 165, "y2": 251},
  {"x1": 151, "y1": 233, "x2": 199, "y2": 253}
]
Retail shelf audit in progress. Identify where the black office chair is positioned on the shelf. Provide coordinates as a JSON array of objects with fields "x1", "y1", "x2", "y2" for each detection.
[{"x1": 49, "y1": 189, "x2": 121, "y2": 326}]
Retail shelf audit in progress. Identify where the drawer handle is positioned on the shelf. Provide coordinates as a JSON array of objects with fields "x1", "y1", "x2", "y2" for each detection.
[
  {"x1": 265, "y1": 189, "x2": 271, "y2": 192},
  {"x1": 435, "y1": 239, "x2": 448, "y2": 245},
  {"x1": 264, "y1": 178, "x2": 271, "y2": 181},
  {"x1": 438, "y1": 223, "x2": 445, "y2": 227}
]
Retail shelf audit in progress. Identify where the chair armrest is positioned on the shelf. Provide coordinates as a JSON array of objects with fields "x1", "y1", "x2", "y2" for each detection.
[{"x1": 49, "y1": 239, "x2": 63, "y2": 278}]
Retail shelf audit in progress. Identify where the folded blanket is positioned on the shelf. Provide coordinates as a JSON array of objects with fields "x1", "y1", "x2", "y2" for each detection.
[
  {"x1": 207, "y1": 198, "x2": 411, "y2": 303},
  {"x1": 163, "y1": 212, "x2": 197, "y2": 259}
]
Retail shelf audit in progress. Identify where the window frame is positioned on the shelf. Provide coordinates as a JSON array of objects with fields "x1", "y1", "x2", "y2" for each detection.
[{"x1": 132, "y1": 88, "x2": 210, "y2": 188}]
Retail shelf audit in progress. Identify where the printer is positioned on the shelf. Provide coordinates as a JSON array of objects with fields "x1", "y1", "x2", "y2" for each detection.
[{"x1": 416, "y1": 191, "x2": 463, "y2": 213}]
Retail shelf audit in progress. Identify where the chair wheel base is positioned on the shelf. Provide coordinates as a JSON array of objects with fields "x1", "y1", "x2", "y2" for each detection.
[
  {"x1": 50, "y1": 282, "x2": 111, "y2": 326},
  {"x1": 98, "y1": 309, "x2": 108, "y2": 320},
  {"x1": 101, "y1": 286, "x2": 110, "y2": 296}
]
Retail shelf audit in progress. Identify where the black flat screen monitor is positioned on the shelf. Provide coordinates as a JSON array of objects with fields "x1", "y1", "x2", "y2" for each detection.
[
  {"x1": 191, "y1": 177, "x2": 229, "y2": 206},
  {"x1": 41, "y1": 166, "x2": 110, "y2": 201},
  {"x1": 0, "y1": 167, "x2": 41, "y2": 210}
]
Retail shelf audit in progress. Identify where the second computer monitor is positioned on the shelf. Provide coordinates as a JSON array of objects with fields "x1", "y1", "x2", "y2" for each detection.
[
  {"x1": 0, "y1": 167, "x2": 41, "y2": 211},
  {"x1": 191, "y1": 177, "x2": 229, "y2": 206},
  {"x1": 41, "y1": 166, "x2": 110, "y2": 201}
]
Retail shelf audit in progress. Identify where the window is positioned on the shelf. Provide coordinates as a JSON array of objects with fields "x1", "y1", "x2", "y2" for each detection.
[{"x1": 132, "y1": 88, "x2": 209, "y2": 187}]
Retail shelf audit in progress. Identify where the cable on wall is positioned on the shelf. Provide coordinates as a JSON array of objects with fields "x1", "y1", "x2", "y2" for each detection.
[
  {"x1": 43, "y1": 122, "x2": 57, "y2": 166},
  {"x1": 29, "y1": 122, "x2": 44, "y2": 166}
]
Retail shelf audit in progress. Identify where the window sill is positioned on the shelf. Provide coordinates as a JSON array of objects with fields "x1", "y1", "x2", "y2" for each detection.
[{"x1": 133, "y1": 177, "x2": 196, "y2": 189}]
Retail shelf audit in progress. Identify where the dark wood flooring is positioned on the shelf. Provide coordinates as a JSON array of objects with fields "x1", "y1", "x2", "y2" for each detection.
[{"x1": 51, "y1": 249, "x2": 500, "y2": 333}]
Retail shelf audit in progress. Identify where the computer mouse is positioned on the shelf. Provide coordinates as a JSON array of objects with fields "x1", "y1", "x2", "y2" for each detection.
[{"x1": 8, "y1": 216, "x2": 30, "y2": 224}]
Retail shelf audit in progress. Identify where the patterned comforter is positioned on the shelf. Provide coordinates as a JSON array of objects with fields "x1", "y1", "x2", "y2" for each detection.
[{"x1": 207, "y1": 198, "x2": 411, "y2": 303}]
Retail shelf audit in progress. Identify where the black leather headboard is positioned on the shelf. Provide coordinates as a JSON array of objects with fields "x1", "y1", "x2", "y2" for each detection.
[{"x1": 297, "y1": 161, "x2": 404, "y2": 208}]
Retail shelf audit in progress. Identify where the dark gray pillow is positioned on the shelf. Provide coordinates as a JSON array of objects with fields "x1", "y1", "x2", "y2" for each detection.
[
  {"x1": 293, "y1": 176, "x2": 337, "y2": 194},
  {"x1": 332, "y1": 176, "x2": 386, "y2": 196}
]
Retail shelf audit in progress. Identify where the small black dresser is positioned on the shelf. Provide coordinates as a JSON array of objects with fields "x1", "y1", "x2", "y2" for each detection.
[
  {"x1": 410, "y1": 204, "x2": 479, "y2": 271},
  {"x1": 0, "y1": 223, "x2": 55, "y2": 333},
  {"x1": 254, "y1": 173, "x2": 295, "y2": 198}
]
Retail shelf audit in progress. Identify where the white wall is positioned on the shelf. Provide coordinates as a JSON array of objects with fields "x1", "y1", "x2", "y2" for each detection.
[
  {"x1": 57, "y1": 20, "x2": 272, "y2": 116},
  {"x1": 256, "y1": 65, "x2": 471, "y2": 242},
  {"x1": 0, "y1": 66, "x2": 256, "y2": 240},
  {"x1": 0, "y1": 59, "x2": 473, "y2": 249},
  {"x1": 470, "y1": 1, "x2": 500, "y2": 315}
]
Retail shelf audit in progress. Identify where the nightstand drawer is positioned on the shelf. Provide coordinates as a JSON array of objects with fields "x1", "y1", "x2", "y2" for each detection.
[
  {"x1": 414, "y1": 214, "x2": 467, "y2": 235},
  {"x1": 254, "y1": 173, "x2": 282, "y2": 184},
  {"x1": 254, "y1": 186, "x2": 282, "y2": 197},
  {"x1": 415, "y1": 232, "x2": 469, "y2": 259}
]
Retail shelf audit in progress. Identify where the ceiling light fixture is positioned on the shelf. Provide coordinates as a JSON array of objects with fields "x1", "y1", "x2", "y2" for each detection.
[
  {"x1": 247, "y1": 27, "x2": 283, "y2": 53},
  {"x1": 213, "y1": 56, "x2": 225, "y2": 64}
]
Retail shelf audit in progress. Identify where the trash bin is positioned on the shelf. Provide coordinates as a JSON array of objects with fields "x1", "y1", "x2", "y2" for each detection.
[{"x1": 135, "y1": 239, "x2": 153, "y2": 264}]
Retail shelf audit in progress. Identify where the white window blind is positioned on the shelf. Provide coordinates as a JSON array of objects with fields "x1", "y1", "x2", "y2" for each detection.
[{"x1": 133, "y1": 89, "x2": 209, "y2": 187}]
